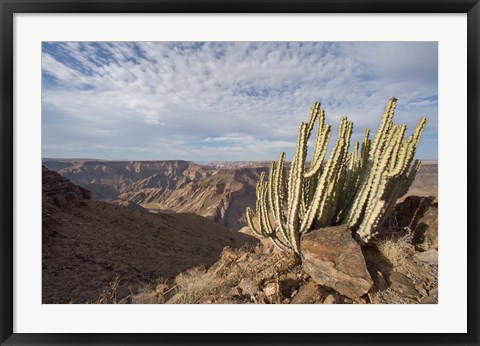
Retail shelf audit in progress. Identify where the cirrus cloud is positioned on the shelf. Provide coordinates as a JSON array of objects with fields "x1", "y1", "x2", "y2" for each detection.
[{"x1": 42, "y1": 41, "x2": 437, "y2": 161}]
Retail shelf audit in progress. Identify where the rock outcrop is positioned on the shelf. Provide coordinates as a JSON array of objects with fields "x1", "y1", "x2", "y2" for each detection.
[
  {"x1": 43, "y1": 160, "x2": 266, "y2": 230},
  {"x1": 387, "y1": 272, "x2": 422, "y2": 300},
  {"x1": 414, "y1": 249, "x2": 438, "y2": 264},
  {"x1": 42, "y1": 167, "x2": 258, "y2": 303},
  {"x1": 43, "y1": 165, "x2": 91, "y2": 208},
  {"x1": 395, "y1": 195, "x2": 438, "y2": 251},
  {"x1": 300, "y1": 225, "x2": 373, "y2": 299}
]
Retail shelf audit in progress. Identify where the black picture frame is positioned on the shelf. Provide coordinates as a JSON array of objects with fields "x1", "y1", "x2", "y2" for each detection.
[{"x1": 1, "y1": 1, "x2": 479, "y2": 345}]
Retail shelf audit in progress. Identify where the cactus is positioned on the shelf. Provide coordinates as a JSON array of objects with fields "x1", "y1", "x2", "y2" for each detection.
[
  {"x1": 246, "y1": 98, "x2": 427, "y2": 254},
  {"x1": 345, "y1": 99, "x2": 427, "y2": 242}
]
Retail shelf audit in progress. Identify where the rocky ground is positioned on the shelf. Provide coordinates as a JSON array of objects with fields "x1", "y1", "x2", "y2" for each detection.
[
  {"x1": 42, "y1": 164, "x2": 438, "y2": 304},
  {"x1": 123, "y1": 195, "x2": 438, "y2": 304},
  {"x1": 42, "y1": 166, "x2": 258, "y2": 303}
]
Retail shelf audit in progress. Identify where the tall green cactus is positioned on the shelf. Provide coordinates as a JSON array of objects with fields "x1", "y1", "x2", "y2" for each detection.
[{"x1": 246, "y1": 98, "x2": 427, "y2": 254}]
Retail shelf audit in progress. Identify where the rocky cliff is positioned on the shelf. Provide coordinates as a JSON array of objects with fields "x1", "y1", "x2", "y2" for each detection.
[
  {"x1": 43, "y1": 159, "x2": 437, "y2": 230},
  {"x1": 42, "y1": 166, "x2": 257, "y2": 303}
]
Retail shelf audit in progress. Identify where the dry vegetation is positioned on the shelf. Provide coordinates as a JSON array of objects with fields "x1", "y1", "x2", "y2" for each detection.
[
  {"x1": 166, "y1": 244, "x2": 258, "y2": 304},
  {"x1": 373, "y1": 223, "x2": 414, "y2": 268},
  {"x1": 375, "y1": 237, "x2": 409, "y2": 268},
  {"x1": 122, "y1": 245, "x2": 306, "y2": 304},
  {"x1": 167, "y1": 267, "x2": 228, "y2": 304},
  {"x1": 91, "y1": 196, "x2": 439, "y2": 306}
]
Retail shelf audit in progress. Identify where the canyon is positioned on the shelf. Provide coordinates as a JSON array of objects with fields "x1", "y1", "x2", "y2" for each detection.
[
  {"x1": 42, "y1": 166, "x2": 258, "y2": 303},
  {"x1": 42, "y1": 160, "x2": 438, "y2": 304},
  {"x1": 43, "y1": 159, "x2": 438, "y2": 231}
]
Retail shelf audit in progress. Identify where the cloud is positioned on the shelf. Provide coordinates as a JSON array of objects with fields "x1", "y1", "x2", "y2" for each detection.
[{"x1": 42, "y1": 41, "x2": 438, "y2": 161}]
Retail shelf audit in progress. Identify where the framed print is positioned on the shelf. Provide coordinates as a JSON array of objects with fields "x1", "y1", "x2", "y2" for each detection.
[{"x1": 1, "y1": 0, "x2": 479, "y2": 345}]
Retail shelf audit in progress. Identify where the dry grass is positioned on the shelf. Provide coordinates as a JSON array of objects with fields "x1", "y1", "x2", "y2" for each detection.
[
  {"x1": 374, "y1": 237, "x2": 408, "y2": 268},
  {"x1": 131, "y1": 286, "x2": 162, "y2": 304},
  {"x1": 115, "y1": 267, "x2": 233, "y2": 305},
  {"x1": 93, "y1": 275, "x2": 120, "y2": 304},
  {"x1": 166, "y1": 246, "x2": 270, "y2": 304},
  {"x1": 167, "y1": 266, "x2": 216, "y2": 304},
  {"x1": 97, "y1": 248, "x2": 254, "y2": 304},
  {"x1": 374, "y1": 213, "x2": 415, "y2": 268},
  {"x1": 166, "y1": 265, "x2": 242, "y2": 304},
  {"x1": 92, "y1": 246, "x2": 303, "y2": 304}
]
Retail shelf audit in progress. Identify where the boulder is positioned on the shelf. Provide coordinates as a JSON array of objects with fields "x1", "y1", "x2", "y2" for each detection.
[
  {"x1": 289, "y1": 281, "x2": 328, "y2": 304},
  {"x1": 415, "y1": 279, "x2": 428, "y2": 296},
  {"x1": 371, "y1": 270, "x2": 389, "y2": 292},
  {"x1": 388, "y1": 272, "x2": 421, "y2": 299},
  {"x1": 413, "y1": 206, "x2": 438, "y2": 251},
  {"x1": 413, "y1": 249, "x2": 438, "y2": 264},
  {"x1": 323, "y1": 294, "x2": 338, "y2": 304},
  {"x1": 300, "y1": 225, "x2": 373, "y2": 299},
  {"x1": 395, "y1": 196, "x2": 438, "y2": 251},
  {"x1": 421, "y1": 287, "x2": 438, "y2": 304}
]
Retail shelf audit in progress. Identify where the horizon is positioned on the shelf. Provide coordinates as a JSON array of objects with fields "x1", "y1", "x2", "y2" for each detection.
[
  {"x1": 42, "y1": 41, "x2": 438, "y2": 161},
  {"x1": 42, "y1": 157, "x2": 439, "y2": 164}
]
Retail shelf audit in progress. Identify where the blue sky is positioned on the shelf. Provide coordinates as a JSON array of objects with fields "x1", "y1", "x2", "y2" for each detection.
[{"x1": 42, "y1": 42, "x2": 438, "y2": 161}]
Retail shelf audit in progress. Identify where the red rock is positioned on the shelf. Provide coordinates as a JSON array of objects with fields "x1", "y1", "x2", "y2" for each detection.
[
  {"x1": 414, "y1": 249, "x2": 438, "y2": 264},
  {"x1": 289, "y1": 281, "x2": 327, "y2": 304},
  {"x1": 323, "y1": 294, "x2": 337, "y2": 304},
  {"x1": 372, "y1": 271, "x2": 389, "y2": 291},
  {"x1": 388, "y1": 272, "x2": 422, "y2": 299},
  {"x1": 300, "y1": 225, "x2": 373, "y2": 299}
]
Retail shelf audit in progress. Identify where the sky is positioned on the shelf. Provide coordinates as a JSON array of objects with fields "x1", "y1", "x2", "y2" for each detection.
[{"x1": 42, "y1": 42, "x2": 438, "y2": 162}]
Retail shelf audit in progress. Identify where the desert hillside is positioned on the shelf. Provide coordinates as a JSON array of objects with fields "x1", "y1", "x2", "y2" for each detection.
[
  {"x1": 42, "y1": 166, "x2": 258, "y2": 303},
  {"x1": 42, "y1": 165, "x2": 438, "y2": 304},
  {"x1": 43, "y1": 160, "x2": 211, "y2": 200},
  {"x1": 43, "y1": 159, "x2": 437, "y2": 230},
  {"x1": 404, "y1": 161, "x2": 438, "y2": 198},
  {"x1": 134, "y1": 192, "x2": 439, "y2": 304},
  {"x1": 43, "y1": 159, "x2": 268, "y2": 229}
]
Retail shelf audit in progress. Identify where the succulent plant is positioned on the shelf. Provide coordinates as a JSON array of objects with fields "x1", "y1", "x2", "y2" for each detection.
[{"x1": 246, "y1": 98, "x2": 427, "y2": 254}]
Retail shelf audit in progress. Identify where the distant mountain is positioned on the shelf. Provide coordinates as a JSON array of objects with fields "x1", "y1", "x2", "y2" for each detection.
[
  {"x1": 44, "y1": 160, "x2": 211, "y2": 200},
  {"x1": 202, "y1": 161, "x2": 271, "y2": 169},
  {"x1": 122, "y1": 166, "x2": 268, "y2": 229},
  {"x1": 405, "y1": 161, "x2": 438, "y2": 198},
  {"x1": 42, "y1": 166, "x2": 257, "y2": 303},
  {"x1": 43, "y1": 159, "x2": 437, "y2": 230},
  {"x1": 43, "y1": 160, "x2": 268, "y2": 229}
]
